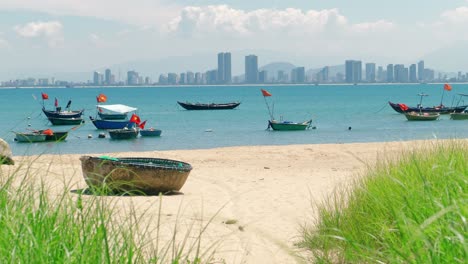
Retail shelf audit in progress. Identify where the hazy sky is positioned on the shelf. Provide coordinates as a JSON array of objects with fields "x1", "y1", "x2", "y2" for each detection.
[{"x1": 1, "y1": 0, "x2": 468, "y2": 79}]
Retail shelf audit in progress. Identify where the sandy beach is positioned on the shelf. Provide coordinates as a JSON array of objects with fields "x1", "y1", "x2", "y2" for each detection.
[{"x1": 2, "y1": 140, "x2": 446, "y2": 263}]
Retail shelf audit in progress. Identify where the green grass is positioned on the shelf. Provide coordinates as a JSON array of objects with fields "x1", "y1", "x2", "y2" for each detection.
[
  {"x1": 301, "y1": 140, "x2": 467, "y2": 263},
  {"x1": 0, "y1": 162, "x2": 216, "y2": 263}
]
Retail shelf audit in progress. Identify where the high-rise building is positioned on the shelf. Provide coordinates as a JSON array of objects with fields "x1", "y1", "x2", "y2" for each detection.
[
  {"x1": 217, "y1": 53, "x2": 224, "y2": 83},
  {"x1": 127, "y1": 70, "x2": 139, "y2": 85},
  {"x1": 386, "y1": 64, "x2": 394, "y2": 82},
  {"x1": 245, "y1": 55, "x2": 258, "y2": 83},
  {"x1": 93, "y1": 71, "x2": 103, "y2": 85},
  {"x1": 409, "y1": 64, "x2": 417, "y2": 82},
  {"x1": 418, "y1": 60, "x2": 425, "y2": 81},
  {"x1": 258, "y1": 70, "x2": 268, "y2": 83},
  {"x1": 394, "y1": 64, "x2": 408, "y2": 83},
  {"x1": 291, "y1": 67, "x2": 305, "y2": 83},
  {"x1": 365, "y1": 63, "x2": 376, "y2": 82},
  {"x1": 105, "y1": 69, "x2": 112, "y2": 85},
  {"x1": 167, "y1": 73, "x2": 177, "y2": 85},
  {"x1": 217, "y1": 52, "x2": 232, "y2": 84},
  {"x1": 377, "y1": 66, "x2": 384, "y2": 82},
  {"x1": 345, "y1": 60, "x2": 362, "y2": 83}
]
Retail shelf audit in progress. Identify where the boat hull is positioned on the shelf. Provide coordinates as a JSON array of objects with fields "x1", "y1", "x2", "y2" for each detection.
[
  {"x1": 268, "y1": 120, "x2": 312, "y2": 131},
  {"x1": 404, "y1": 112, "x2": 440, "y2": 121},
  {"x1": 38, "y1": 130, "x2": 69, "y2": 141},
  {"x1": 108, "y1": 129, "x2": 139, "y2": 139},
  {"x1": 48, "y1": 117, "x2": 84, "y2": 125},
  {"x1": 388, "y1": 101, "x2": 467, "y2": 114},
  {"x1": 42, "y1": 108, "x2": 84, "y2": 118},
  {"x1": 177, "y1": 101, "x2": 240, "y2": 110},
  {"x1": 15, "y1": 133, "x2": 46, "y2": 143},
  {"x1": 90, "y1": 117, "x2": 135, "y2": 129},
  {"x1": 140, "y1": 129, "x2": 162, "y2": 137},
  {"x1": 450, "y1": 112, "x2": 468, "y2": 120},
  {"x1": 80, "y1": 156, "x2": 192, "y2": 194}
]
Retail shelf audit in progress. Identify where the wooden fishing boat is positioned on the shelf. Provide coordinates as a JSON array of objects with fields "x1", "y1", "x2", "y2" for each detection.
[
  {"x1": 449, "y1": 94, "x2": 468, "y2": 120},
  {"x1": 139, "y1": 128, "x2": 162, "y2": 137},
  {"x1": 96, "y1": 104, "x2": 137, "y2": 120},
  {"x1": 48, "y1": 117, "x2": 84, "y2": 125},
  {"x1": 42, "y1": 98, "x2": 84, "y2": 118},
  {"x1": 89, "y1": 116, "x2": 135, "y2": 130},
  {"x1": 80, "y1": 156, "x2": 193, "y2": 194},
  {"x1": 389, "y1": 86, "x2": 468, "y2": 114},
  {"x1": 14, "y1": 132, "x2": 47, "y2": 143},
  {"x1": 268, "y1": 119, "x2": 313, "y2": 131},
  {"x1": 260, "y1": 88, "x2": 314, "y2": 131},
  {"x1": 177, "y1": 101, "x2": 241, "y2": 110},
  {"x1": 404, "y1": 112, "x2": 440, "y2": 121},
  {"x1": 388, "y1": 101, "x2": 466, "y2": 114},
  {"x1": 108, "y1": 128, "x2": 139, "y2": 139}
]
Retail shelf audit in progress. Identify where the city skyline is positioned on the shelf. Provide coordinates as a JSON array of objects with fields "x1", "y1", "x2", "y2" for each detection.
[
  {"x1": 5, "y1": 50, "x2": 468, "y2": 87},
  {"x1": 1, "y1": 1, "x2": 468, "y2": 80}
]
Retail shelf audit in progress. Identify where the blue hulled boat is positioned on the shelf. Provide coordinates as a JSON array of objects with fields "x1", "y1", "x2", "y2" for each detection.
[{"x1": 89, "y1": 117, "x2": 135, "y2": 129}]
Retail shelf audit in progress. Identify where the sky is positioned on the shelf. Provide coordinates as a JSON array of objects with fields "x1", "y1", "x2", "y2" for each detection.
[{"x1": 1, "y1": 0, "x2": 468, "y2": 80}]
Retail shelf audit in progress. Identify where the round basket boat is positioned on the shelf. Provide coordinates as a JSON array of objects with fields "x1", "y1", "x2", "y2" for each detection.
[{"x1": 80, "y1": 156, "x2": 192, "y2": 195}]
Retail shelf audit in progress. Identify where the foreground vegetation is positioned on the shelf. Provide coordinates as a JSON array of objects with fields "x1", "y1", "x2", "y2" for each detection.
[
  {"x1": 302, "y1": 141, "x2": 467, "y2": 263},
  {"x1": 0, "y1": 167, "x2": 213, "y2": 263}
]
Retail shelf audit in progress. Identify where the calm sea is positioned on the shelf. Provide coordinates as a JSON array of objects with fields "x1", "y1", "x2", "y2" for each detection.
[{"x1": 2, "y1": 84, "x2": 467, "y2": 156}]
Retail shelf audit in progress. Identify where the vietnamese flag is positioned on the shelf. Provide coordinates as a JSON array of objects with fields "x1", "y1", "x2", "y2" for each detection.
[
  {"x1": 41, "y1": 93, "x2": 49, "y2": 100},
  {"x1": 96, "y1": 93, "x2": 107, "y2": 103},
  {"x1": 138, "y1": 120, "x2": 147, "y2": 129},
  {"x1": 444, "y1": 83, "x2": 452, "y2": 91},
  {"x1": 261, "y1": 89, "x2": 272, "y2": 97},
  {"x1": 129, "y1": 113, "x2": 141, "y2": 124}
]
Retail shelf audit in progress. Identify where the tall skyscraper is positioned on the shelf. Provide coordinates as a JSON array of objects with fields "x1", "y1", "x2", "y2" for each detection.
[
  {"x1": 217, "y1": 53, "x2": 224, "y2": 83},
  {"x1": 245, "y1": 55, "x2": 258, "y2": 84},
  {"x1": 418, "y1": 60, "x2": 425, "y2": 81},
  {"x1": 291, "y1": 67, "x2": 305, "y2": 83},
  {"x1": 127, "y1": 70, "x2": 139, "y2": 85},
  {"x1": 93, "y1": 71, "x2": 103, "y2": 85},
  {"x1": 345, "y1": 60, "x2": 362, "y2": 83},
  {"x1": 217, "y1": 52, "x2": 232, "y2": 84},
  {"x1": 365, "y1": 63, "x2": 376, "y2": 82},
  {"x1": 409, "y1": 64, "x2": 417, "y2": 82},
  {"x1": 105, "y1": 69, "x2": 111, "y2": 85},
  {"x1": 386, "y1": 64, "x2": 394, "y2": 82}
]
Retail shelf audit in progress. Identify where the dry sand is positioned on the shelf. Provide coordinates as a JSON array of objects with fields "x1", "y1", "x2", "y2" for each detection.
[{"x1": 2, "y1": 140, "x2": 441, "y2": 263}]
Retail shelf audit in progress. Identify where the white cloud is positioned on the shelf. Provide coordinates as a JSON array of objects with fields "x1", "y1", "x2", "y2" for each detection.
[
  {"x1": 440, "y1": 6, "x2": 468, "y2": 24},
  {"x1": 165, "y1": 5, "x2": 394, "y2": 38},
  {"x1": 14, "y1": 21, "x2": 64, "y2": 47},
  {"x1": 1, "y1": 0, "x2": 180, "y2": 28}
]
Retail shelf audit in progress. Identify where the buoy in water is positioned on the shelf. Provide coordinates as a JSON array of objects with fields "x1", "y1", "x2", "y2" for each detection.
[
  {"x1": 98, "y1": 133, "x2": 106, "y2": 138},
  {"x1": 88, "y1": 134, "x2": 93, "y2": 139}
]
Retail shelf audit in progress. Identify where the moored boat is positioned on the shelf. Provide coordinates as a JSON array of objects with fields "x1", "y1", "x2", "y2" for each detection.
[
  {"x1": 450, "y1": 112, "x2": 468, "y2": 120},
  {"x1": 42, "y1": 107, "x2": 84, "y2": 118},
  {"x1": 268, "y1": 119, "x2": 313, "y2": 131},
  {"x1": 404, "y1": 112, "x2": 440, "y2": 121},
  {"x1": 388, "y1": 101, "x2": 467, "y2": 114},
  {"x1": 108, "y1": 128, "x2": 139, "y2": 139},
  {"x1": 96, "y1": 104, "x2": 137, "y2": 119},
  {"x1": 38, "y1": 130, "x2": 69, "y2": 141},
  {"x1": 89, "y1": 117, "x2": 136, "y2": 129},
  {"x1": 80, "y1": 156, "x2": 193, "y2": 194},
  {"x1": 14, "y1": 132, "x2": 47, "y2": 143},
  {"x1": 48, "y1": 117, "x2": 84, "y2": 126},
  {"x1": 139, "y1": 128, "x2": 162, "y2": 137},
  {"x1": 177, "y1": 101, "x2": 240, "y2": 110}
]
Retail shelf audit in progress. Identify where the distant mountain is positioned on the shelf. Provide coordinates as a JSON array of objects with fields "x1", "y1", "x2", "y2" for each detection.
[{"x1": 259, "y1": 62, "x2": 296, "y2": 75}]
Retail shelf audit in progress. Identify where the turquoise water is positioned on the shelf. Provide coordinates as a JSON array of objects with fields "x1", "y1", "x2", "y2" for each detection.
[{"x1": 2, "y1": 84, "x2": 467, "y2": 156}]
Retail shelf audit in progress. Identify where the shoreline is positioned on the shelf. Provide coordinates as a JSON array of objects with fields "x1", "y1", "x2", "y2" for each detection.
[{"x1": 6, "y1": 139, "x2": 464, "y2": 263}]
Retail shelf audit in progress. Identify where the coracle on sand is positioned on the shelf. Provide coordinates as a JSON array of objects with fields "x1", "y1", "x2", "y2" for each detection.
[{"x1": 80, "y1": 156, "x2": 192, "y2": 195}]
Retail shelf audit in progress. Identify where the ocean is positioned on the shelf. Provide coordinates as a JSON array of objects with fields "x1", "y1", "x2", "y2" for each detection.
[{"x1": 2, "y1": 84, "x2": 467, "y2": 156}]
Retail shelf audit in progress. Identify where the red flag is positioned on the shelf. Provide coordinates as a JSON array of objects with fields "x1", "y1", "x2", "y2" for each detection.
[
  {"x1": 399, "y1": 103, "x2": 409, "y2": 111},
  {"x1": 444, "y1": 83, "x2": 452, "y2": 91},
  {"x1": 96, "y1": 93, "x2": 107, "y2": 103},
  {"x1": 138, "y1": 120, "x2": 147, "y2": 129},
  {"x1": 261, "y1": 89, "x2": 272, "y2": 97},
  {"x1": 129, "y1": 113, "x2": 141, "y2": 124},
  {"x1": 41, "y1": 93, "x2": 49, "y2": 100},
  {"x1": 54, "y1": 98, "x2": 58, "y2": 107}
]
